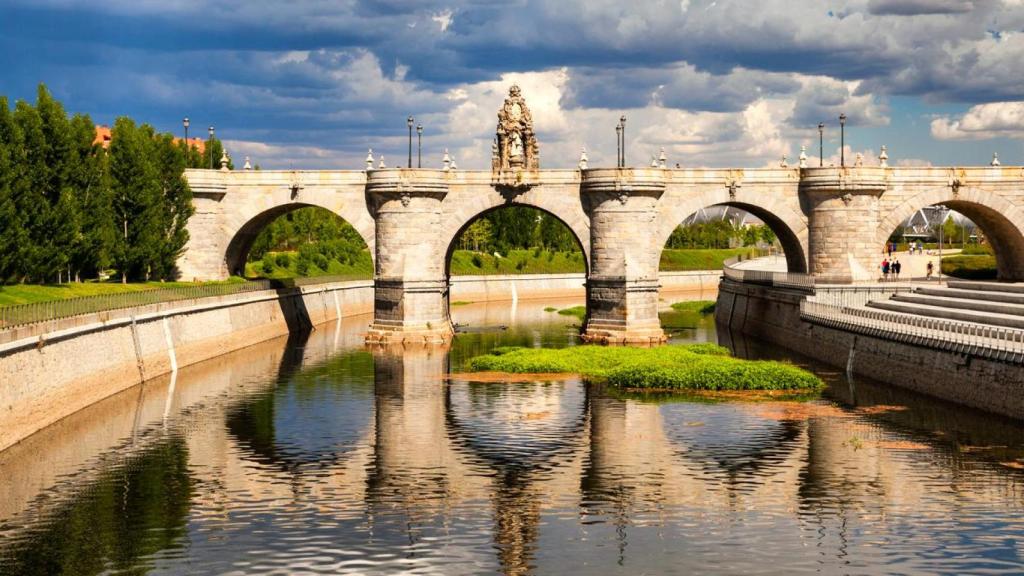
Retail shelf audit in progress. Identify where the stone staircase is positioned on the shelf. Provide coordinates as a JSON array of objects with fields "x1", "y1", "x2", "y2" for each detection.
[{"x1": 866, "y1": 281, "x2": 1024, "y2": 330}]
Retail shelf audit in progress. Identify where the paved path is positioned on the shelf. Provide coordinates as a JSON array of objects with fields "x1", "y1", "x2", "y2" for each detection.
[{"x1": 733, "y1": 250, "x2": 963, "y2": 283}]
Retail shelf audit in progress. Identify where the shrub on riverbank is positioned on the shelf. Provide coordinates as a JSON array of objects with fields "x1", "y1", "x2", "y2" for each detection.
[
  {"x1": 466, "y1": 344, "x2": 823, "y2": 391},
  {"x1": 941, "y1": 254, "x2": 996, "y2": 280},
  {"x1": 556, "y1": 305, "x2": 586, "y2": 319}
]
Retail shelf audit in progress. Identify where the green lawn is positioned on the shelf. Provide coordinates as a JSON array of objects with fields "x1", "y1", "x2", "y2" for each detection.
[
  {"x1": 449, "y1": 249, "x2": 586, "y2": 275},
  {"x1": 659, "y1": 247, "x2": 762, "y2": 271},
  {"x1": 244, "y1": 250, "x2": 374, "y2": 280},
  {"x1": 0, "y1": 278, "x2": 244, "y2": 308},
  {"x1": 941, "y1": 254, "x2": 997, "y2": 280}
]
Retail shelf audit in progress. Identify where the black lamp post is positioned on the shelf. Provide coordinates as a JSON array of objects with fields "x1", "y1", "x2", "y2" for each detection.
[
  {"x1": 839, "y1": 113, "x2": 846, "y2": 167},
  {"x1": 183, "y1": 117, "x2": 190, "y2": 148},
  {"x1": 615, "y1": 121, "x2": 622, "y2": 168},
  {"x1": 407, "y1": 116, "x2": 414, "y2": 169},
  {"x1": 416, "y1": 124, "x2": 423, "y2": 168},
  {"x1": 208, "y1": 126, "x2": 215, "y2": 170},
  {"x1": 817, "y1": 122, "x2": 824, "y2": 167},
  {"x1": 614, "y1": 113, "x2": 622, "y2": 165}
]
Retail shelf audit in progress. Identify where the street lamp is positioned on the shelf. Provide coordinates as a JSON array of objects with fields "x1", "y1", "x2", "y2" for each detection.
[
  {"x1": 407, "y1": 115, "x2": 414, "y2": 169},
  {"x1": 208, "y1": 126, "x2": 215, "y2": 170},
  {"x1": 614, "y1": 113, "x2": 622, "y2": 165},
  {"x1": 839, "y1": 113, "x2": 847, "y2": 167},
  {"x1": 817, "y1": 122, "x2": 824, "y2": 167},
  {"x1": 614, "y1": 120, "x2": 622, "y2": 167},
  {"x1": 183, "y1": 117, "x2": 190, "y2": 147},
  {"x1": 416, "y1": 124, "x2": 423, "y2": 168}
]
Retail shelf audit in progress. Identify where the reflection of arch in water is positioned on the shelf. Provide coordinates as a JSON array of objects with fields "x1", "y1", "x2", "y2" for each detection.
[
  {"x1": 659, "y1": 403, "x2": 805, "y2": 487},
  {"x1": 877, "y1": 188, "x2": 1024, "y2": 280},
  {"x1": 225, "y1": 346, "x2": 376, "y2": 472},
  {"x1": 443, "y1": 379, "x2": 590, "y2": 472}
]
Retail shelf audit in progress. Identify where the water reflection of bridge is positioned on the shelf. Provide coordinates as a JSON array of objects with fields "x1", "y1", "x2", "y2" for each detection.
[{"x1": 4, "y1": 311, "x2": 1024, "y2": 574}]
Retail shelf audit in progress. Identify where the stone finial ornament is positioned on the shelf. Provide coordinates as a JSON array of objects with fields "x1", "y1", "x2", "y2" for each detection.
[
  {"x1": 854, "y1": 152, "x2": 864, "y2": 167},
  {"x1": 650, "y1": 155, "x2": 658, "y2": 168},
  {"x1": 991, "y1": 152, "x2": 1001, "y2": 166},
  {"x1": 378, "y1": 155, "x2": 386, "y2": 169},
  {"x1": 879, "y1": 145, "x2": 889, "y2": 168},
  {"x1": 798, "y1": 145, "x2": 808, "y2": 168},
  {"x1": 450, "y1": 155, "x2": 458, "y2": 170},
  {"x1": 578, "y1": 147, "x2": 588, "y2": 170},
  {"x1": 491, "y1": 139, "x2": 500, "y2": 170},
  {"x1": 442, "y1": 148, "x2": 451, "y2": 171},
  {"x1": 366, "y1": 149, "x2": 375, "y2": 171},
  {"x1": 243, "y1": 156, "x2": 252, "y2": 171},
  {"x1": 780, "y1": 154, "x2": 788, "y2": 168},
  {"x1": 494, "y1": 85, "x2": 539, "y2": 171},
  {"x1": 220, "y1": 150, "x2": 230, "y2": 171},
  {"x1": 658, "y1": 147, "x2": 667, "y2": 169}
]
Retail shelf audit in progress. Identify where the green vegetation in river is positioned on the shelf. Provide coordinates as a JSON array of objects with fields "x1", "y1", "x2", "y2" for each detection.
[
  {"x1": 466, "y1": 344, "x2": 824, "y2": 391},
  {"x1": 670, "y1": 300, "x2": 715, "y2": 314},
  {"x1": 555, "y1": 305, "x2": 586, "y2": 320}
]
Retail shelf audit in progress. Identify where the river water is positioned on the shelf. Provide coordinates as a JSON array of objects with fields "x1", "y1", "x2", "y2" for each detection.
[{"x1": 1, "y1": 296, "x2": 1023, "y2": 575}]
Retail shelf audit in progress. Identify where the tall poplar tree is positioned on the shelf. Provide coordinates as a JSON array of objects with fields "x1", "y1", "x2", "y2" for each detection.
[{"x1": 0, "y1": 97, "x2": 26, "y2": 282}]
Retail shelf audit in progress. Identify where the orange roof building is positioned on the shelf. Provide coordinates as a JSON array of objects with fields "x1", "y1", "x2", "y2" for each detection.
[{"x1": 93, "y1": 125, "x2": 206, "y2": 153}]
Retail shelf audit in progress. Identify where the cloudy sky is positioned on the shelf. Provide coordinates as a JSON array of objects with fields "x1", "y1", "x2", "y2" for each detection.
[{"x1": 2, "y1": 0, "x2": 1024, "y2": 170}]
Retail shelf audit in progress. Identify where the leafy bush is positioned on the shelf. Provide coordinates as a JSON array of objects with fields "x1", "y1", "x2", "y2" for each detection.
[
  {"x1": 261, "y1": 254, "x2": 275, "y2": 275},
  {"x1": 471, "y1": 254, "x2": 483, "y2": 268},
  {"x1": 296, "y1": 255, "x2": 311, "y2": 276},
  {"x1": 670, "y1": 300, "x2": 716, "y2": 314},
  {"x1": 313, "y1": 253, "x2": 329, "y2": 271},
  {"x1": 275, "y1": 253, "x2": 291, "y2": 268}
]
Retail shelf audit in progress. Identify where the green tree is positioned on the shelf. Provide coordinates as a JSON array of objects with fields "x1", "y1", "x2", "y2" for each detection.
[
  {"x1": 0, "y1": 97, "x2": 28, "y2": 282},
  {"x1": 110, "y1": 118, "x2": 163, "y2": 281}
]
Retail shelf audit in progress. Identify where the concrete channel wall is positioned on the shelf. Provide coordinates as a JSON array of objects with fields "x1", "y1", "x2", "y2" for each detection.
[
  {"x1": 717, "y1": 279, "x2": 1024, "y2": 420},
  {"x1": 0, "y1": 270, "x2": 721, "y2": 452}
]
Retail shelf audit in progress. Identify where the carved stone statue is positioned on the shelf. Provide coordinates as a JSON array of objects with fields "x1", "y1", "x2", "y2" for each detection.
[{"x1": 495, "y1": 85, "x2": 539, "y2": 171}]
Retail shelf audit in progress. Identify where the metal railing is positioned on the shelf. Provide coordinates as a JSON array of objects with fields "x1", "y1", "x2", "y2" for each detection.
[
  {"x1": 0, "y1": 274, "x2": 372, "y2": 331},
  {"x1": 801, "y1": 299, "x2": 1024, "y2": 363},
  {"x1": 722, "y1": 254, "x2": 815, "y2": 290}
]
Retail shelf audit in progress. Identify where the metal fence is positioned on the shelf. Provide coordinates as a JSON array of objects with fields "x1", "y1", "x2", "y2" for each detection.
[
  {"x1": 722, "y1": 254, "x2": 815, "y2": 290},
  {"x1": 801, "y1": 299, "x2": 1024, "y2": 363},
  {"x1": 0, "y1": 274, "x2": 373, "y2": 331}
]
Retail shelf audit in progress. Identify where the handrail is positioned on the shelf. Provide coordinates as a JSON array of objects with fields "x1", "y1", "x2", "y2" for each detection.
[
  {"x1": 722, "y1": 253, "x2": 815, "y2": 290},
  {"x1": 800, "y1": 298, "x2": 1024, "y2": 363},
  {"x1": 0, "y1": 275, "x2": 372, "y2": 331}
]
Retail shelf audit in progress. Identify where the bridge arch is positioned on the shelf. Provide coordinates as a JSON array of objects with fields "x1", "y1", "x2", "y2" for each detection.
[
  {"x1": 440, "y1": 203, "x2": 590, "y2": 278},
  {"x1": 438, "y1": 187, "x2": 592, "y2": 266},
  {"x1": 223, "y1": 199, "x2": 375, "y2": 277},
  {"x1": 655, "y1": 191, "x2": 809, "y2": 274},
  {"x1": 877, "y1": 187, "x2": 1024, "y2": 281}
]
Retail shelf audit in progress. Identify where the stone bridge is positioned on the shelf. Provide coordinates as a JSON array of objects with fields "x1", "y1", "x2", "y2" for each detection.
[{"x1": 180, "y1": 163, "x2": 1024, "y2": 344}]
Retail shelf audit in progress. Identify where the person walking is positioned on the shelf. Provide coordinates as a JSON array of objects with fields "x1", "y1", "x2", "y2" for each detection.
[
  {"x1": 926, "y1": 260, "x2": 934, "y2": 280},
  {"x1": 882, "y1": 258, "x2": 890, "y2": 281},
  {"x1": 893, "y1": 259, "x2": 901, "y2": 280}
]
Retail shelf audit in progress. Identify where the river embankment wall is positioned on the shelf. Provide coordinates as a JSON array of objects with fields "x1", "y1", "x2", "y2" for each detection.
[
  {"x1": 717, "y1": 279, "x2": 1024, "y2": 420},
  {"x1": 0, "y1": 270, "x2": 721, "y2": 452}
]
